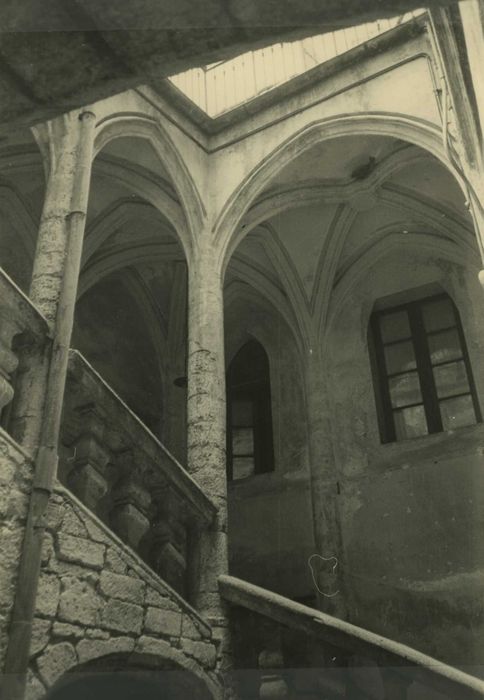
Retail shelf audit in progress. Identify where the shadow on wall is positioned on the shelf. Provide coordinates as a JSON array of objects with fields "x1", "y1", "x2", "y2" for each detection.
[{"x1": 73, "y1": 272, "x2": 164, "y2": 435}]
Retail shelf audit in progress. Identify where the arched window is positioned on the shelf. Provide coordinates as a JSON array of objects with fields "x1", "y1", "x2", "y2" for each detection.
[
  {"x1": 369, "y1": 291, "x2": 481, "y2": 443},
  {"x1": 226, "y1": 340, "x2": 275, "y2": 480}
]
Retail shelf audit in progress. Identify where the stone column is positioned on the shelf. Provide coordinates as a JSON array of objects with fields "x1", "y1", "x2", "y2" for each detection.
[
  {"x1": 10, "y1": 109, "x2": 97, "y2": 452},
  {"x1": 186, "y1": 246, "x2": 228, "y2": 610},
  {"x1": 305, "y1": 349, "x2": 346, "y2": 618},
  {"x1": 186, "y1": 244, "x2": 232, "y2": 684},
  {"x1": 3, "y1": 108, "x2": 96, "y2": 700}
]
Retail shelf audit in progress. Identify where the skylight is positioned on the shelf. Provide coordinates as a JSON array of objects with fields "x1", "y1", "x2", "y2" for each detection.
[{"x1": 169, "y1": 10, "x2": 423, "y2": 118}]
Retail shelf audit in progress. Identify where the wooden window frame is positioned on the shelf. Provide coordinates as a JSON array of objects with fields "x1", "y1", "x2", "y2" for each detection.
[{"x1": 369, "y1": 292, "x2": 481, "y2": 443}]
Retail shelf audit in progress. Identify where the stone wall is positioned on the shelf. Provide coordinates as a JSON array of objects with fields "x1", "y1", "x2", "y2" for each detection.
[
  {"x1": 27, "y1": 486, "x2": 221, "y2": 700},
  {"x1": 0, "y1": 429, "x2": 33, "y2": 672}
]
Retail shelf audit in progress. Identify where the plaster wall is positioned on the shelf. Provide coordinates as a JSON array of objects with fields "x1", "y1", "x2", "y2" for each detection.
[
  {"x1": 225, "y1": 292, "x2": 315, "y2": 600},
  {"x1": 326, "y1": 248, "x2": 484, "y2": 666}
]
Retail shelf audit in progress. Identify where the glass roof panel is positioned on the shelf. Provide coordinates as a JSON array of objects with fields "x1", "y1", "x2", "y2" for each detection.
[{"x1": 168, "y1": 10, "x2": 424, "y2": 118}]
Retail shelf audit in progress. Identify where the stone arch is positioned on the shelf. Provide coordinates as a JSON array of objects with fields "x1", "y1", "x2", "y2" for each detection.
[
  {"x1": 326, "y1": 231, "x2": 480, "y2": 340},
  {"x1": 215, "y1": 113, "x2": 469, "y2": 275},
  {"x1": 239, "y1": 144, "x2": 433, "y2": 235},
  {"x1": 93, "y1": 115, "x2": 205, "y2": 264},
  {"x1": 37, "y1": 649, "x2": 221, "y2": 700}
]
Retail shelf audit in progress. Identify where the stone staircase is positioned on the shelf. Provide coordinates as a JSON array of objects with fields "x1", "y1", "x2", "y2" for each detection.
[{"x1": 219, "y1": 576, "x2": 484, "y2": 700}]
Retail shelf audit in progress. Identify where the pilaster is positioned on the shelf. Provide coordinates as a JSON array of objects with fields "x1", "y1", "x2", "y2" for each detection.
[{"x1": 304, "y1": 349, "x2": 346, "y2": 618}]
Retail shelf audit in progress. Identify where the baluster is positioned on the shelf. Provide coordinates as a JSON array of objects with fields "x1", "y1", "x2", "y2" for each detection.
[
  {"x1": 258, "y1": 622, "x2": 289, "y2": 700},
  {"x1": 110, "y1": 450, "x2": 151, "y2": 550},
  {"x1": 0, "y1": 310, "x2": 20, "y2": 414},
  {"x1": 258, "y1": 649, "x2": 289, "y2": 699},
  {"x1": 66, "y1": 403, "x2": 111, "y2": 514},
  {"x1": 149, "y1": 484, "x2": 187, "y2": 595}
]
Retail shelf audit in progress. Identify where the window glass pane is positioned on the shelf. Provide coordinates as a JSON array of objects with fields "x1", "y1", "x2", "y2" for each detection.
[
  {"x1": 232, "y1": 457, "x2": 255, "y2": 480},
  {"x1": 422, "y1": 297, "x2": 455, "y2": 332},
  {"x1": 389, "y1": 371, "x2": 422, "y2": 408},
  {"x1": 428, "y1": 328, "x2": 463, "y2": 364},
  {"x1": 380, "y1": 310, "x2": 411, "y2": 343},
  {"x1": 394, "y1": 405, "x2": 428, "y2": 440},
  {"x1": 232, "y1": 399, "x2": 253, "y2": 425},
  {"x1": 384, "y1": 340, "x2": 417, "y2": 375},
  {"x1": 433, "y1": 360, "x2": 469, "y2": 398},
  {"x1": 232, "y1": 427, "x2": 254, "y2": 455},
  {"x1": 440, "y1": 395, "x2": 476, "y2": 430}
]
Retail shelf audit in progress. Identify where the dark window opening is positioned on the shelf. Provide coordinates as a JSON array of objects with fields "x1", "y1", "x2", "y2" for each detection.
[
  {"x1": 227, "y1": 340, "x2": 275, "y2": 480},
  {"x1": 369, "y1": 292, "x2": 481, "y2": 443}
]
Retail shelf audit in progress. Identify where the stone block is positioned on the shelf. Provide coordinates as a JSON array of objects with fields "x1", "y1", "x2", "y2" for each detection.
[
  {"x1": 58, "y1": 578, "x2": 102, "y2": 626},
  {"x1": 135, "y1": 635, "x2": 172, "y2": 657},
  {"x1": 84, "y1": 518, "x2": 112, "y2": 545},
  {"x1": 105, "y1": 547, "x2": 128, "y2": 574},
  {"x1": 100, "y1": 599, "x2": 143, "y2": 634},
  {"x1": 57, "y1": 533, "x2": 105, "y2": 569},
  {"x1": 181, "y1": 615, "x2": 203, "y2": 640},
  {"x1": 0, "y1": 525, "x2": 24, "y2": 608},
  {"x1": 100, "y1": 570, "x2": 145, "y2": 604},
  {"x1": 76, "y1": 636, "x2": 135, "y2": 664},
  {"x1": 61, "y1": 507, "x2": 88, "y2": 538},
  {"x1": 30, "y1": 617, "x2": 51, "y2": 657},
  {"x1": 52, "y1": 622, "x2": 85, "y2": 639},
  {"x1": 145, "y1": 588, "x2": 178, "y2": 610},
  {"x1": 48, "y1": 558, "x2": 99, "y2": 580},
  {"x1": 25, "y1": 670, "x2": 46, "y2": 700},
  {"x1": 40, "y1": 532, "x2": 54, "y2": 566},
  {"x1": 46, "y1": 501, "x2": 65, "y2": 531},
  {"x1": 181, "y1": 639, "x2": 217, "y2": 668},
  {"x1": 5, "y1": 489, "x2": 29, "y2": 522},
  {"x1": 37, "y1": 642, "x2": 77, "y2": 687},
  {"x1": 85, "y1": 628, "x2": 110, "y2": 640},
  {"x1": 36, "y1": 574, "x2": 60, "y2": 618},
  {"x1": 144, "y1": 607, "x2": 182, "y2": 637}
]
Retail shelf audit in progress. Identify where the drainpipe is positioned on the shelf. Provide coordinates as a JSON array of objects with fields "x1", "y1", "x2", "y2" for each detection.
[{"x1": 2, "y1": 110, "x2": 96, "y2": 700}]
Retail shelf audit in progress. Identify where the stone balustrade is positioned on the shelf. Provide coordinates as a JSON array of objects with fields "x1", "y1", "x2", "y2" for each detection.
[
  {"x1": 60, "y1": 349, "x2": 217, "y2": 601},
  {"x1": 0, "y1": 267, "x2": 49, "y2": 428},
  {"x1": 220, "y1": 575, "x2": 484, "y2": 700}
]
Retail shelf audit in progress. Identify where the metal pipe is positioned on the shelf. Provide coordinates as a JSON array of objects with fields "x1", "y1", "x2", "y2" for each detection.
[{"x1": 2, "y1": 110, "x2": 96, "y2": 700}]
